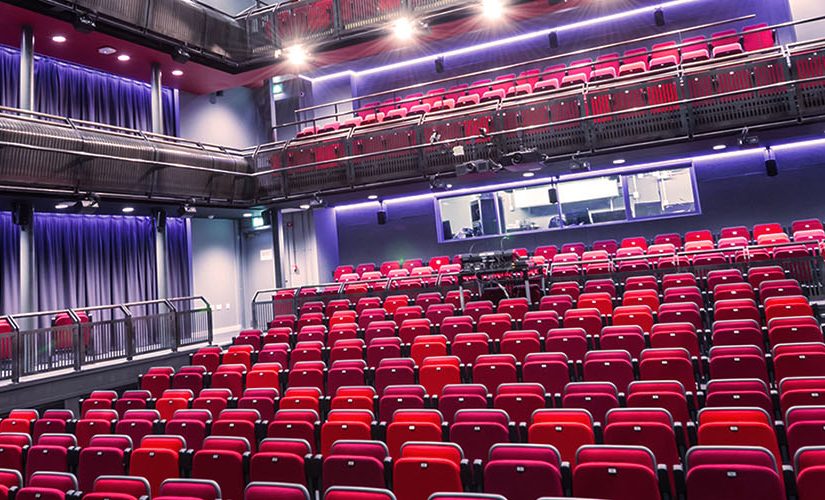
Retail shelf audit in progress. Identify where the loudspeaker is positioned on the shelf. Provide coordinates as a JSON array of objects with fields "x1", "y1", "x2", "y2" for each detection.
[
  {"x1": 548, "y1": 188, "x2": 558, "y2": 204},
  {"x1": 11, "y1": 202, "x2": 32, "y2": 227},
  {"x1": 262, "y1": 209, "x2": 273, "y2": 226},
  {"x1": 654, "y1": 8, "x2": 665, "y2": 26},
  {"x1": 434, "y1": 56, "x2": 445, "y2": 74},
  {"x1": 548, "y1": 31, "x2": 559, "y2": 49},
  {"x1": 377, "y1": 209, "x2": 387, "y2": 225},
  {"x1": 765, "y1": 158, "x2": 778, "y2": 177},
  {"x1": 153, "y1": 209, "x2": 167, "y2": 230}
]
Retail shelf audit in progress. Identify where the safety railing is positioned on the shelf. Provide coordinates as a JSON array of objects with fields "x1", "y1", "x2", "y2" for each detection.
[
  {"x1": 0, "y1": 296, "x2": 213, "y2": 384},
  {"x1": 250, "y1": 240, "x2": 825, "y2": 325}
]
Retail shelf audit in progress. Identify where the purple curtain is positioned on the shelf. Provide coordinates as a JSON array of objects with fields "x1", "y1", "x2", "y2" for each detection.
[
  {"x1": 167, "y1": 218, "x2": 193, "y2": 298},
  {"x1": 0, "y1": 45, "x2": 178, "y2": 135},
  {"x1": 0, "y1": 212, "x2": 19, "y2": 315},
  {"x1": 34, "y1": 214, "x2": 159, "y2": 311}
]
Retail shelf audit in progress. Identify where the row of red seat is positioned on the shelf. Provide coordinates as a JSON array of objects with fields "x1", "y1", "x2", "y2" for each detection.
[
  {"x1": 297, "y1": 25, "x2": 775, "y2": 137},
  {"x1": 331, "y1": 218, "x2": 823, "y2": 281}
]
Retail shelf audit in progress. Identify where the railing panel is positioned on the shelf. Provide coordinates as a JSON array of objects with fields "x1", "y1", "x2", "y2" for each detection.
[
  {"x1": 20, "y1": 323, "x2": 78, "y2": 377},
  {"x1": 275, "y1": 0, "x2": 336, "y2": 45},
  {"x1": 168, "y1": 297, "x2": 213, "y2": 346},
  {"x1": 339, "y1": 0, "x2": 403, "y2": 31}
]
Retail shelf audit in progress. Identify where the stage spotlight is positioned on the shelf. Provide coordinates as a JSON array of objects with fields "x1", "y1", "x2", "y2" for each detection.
[
  {"x1": 393, "y1": 17, "x2": 416, "y2": 41},
  {"x1": 284, "y1": 44, "x2": 309, "y2": 66},
  {"x1": 481, "y1": 0, "x2": 505, "y2": 20}
]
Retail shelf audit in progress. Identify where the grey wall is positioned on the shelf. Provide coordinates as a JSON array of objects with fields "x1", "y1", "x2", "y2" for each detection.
[
  {"x1": 240, "y1": 227, "x2": 276, "y2": 324},
  {"x1": 179, "y1": 87, "x2": 267, "y2": 148},
  {"x1": 787, "y1": 0, "x2": 825, "y2": 42},
  {"x1": 190, "y1": 218, "x2": 243, "y2": 333}
]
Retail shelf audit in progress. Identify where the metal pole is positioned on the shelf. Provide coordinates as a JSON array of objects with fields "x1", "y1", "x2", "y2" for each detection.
[
  {"x1": 150, "y1": 63, "x2": 164, "y2": 134},
  {"x1": 155, "y1": 213, "x2": 169, "y2": 301},
  {"x1": 19, "y1": 26, "x2": 34, "y2": 112}
]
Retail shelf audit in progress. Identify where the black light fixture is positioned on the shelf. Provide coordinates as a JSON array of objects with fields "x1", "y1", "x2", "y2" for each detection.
[
  {"x1": 654, "y1": 8, "x2": 666, "y2": 27},
  {"x1": 73, "y1": 14, "x2": 96, "y2": 33},
  {"x1": 172, "y1": 47, "x2": 191, "y2": 64},
  {"x1": 434, "y1": 56, "x2": 445, "y2": 74},
  {"x1": 548, "y1": 31, "x2": 559, "y2": 49},
  {"x1": 765, "y1": 147, "x2": 778, "y2": 177}
]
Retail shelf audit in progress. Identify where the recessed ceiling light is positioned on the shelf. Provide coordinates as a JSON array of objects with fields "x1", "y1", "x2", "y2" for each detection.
[
  {"x1": 446, "y1": 184, "x2": 453, "y2": 189},
  {"x1": 122, "y1": 207, "x2": 135, "y2": 214},
  {"x1": 368, "y1": 194, "x2": 379, "y2": 200},
  {"x1": 299, "y1": 204, "x2": 311, "y2": 210},
  {"x1": 171, "y1": 69, "x2": 184, "y2": 76},
  {"x1": 117, "y1": 54, "x2": 131, "y2": 62},
  {"x1": 523, "y1": 172, "x2": 535, "y2": 178},
  {"x1": 98, "y1": 46, "x2": 117, "y2": 55},
  {"x1": 713, "y1": 144, "x2": 727, "y2": 151},
  {"x1": 51, "y1": 35, "x2": 67, "y2": 43},
  {"x1": 242, "y1": 212, "x2": 253, "y2": 218},
  {"x1": 613, "y1": 158, "x2": 626, "y2": 165},
  {"x1": 55, "y1": 202, "x2": 71, "y2": 210}
]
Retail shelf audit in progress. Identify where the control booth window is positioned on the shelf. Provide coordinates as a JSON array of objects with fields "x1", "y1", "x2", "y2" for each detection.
[
  {"x1": 436, "y1": 164, "x2": 699, "y2": 242},
  {"x1": 627, "y1": 167, "x2": 698, "y2": 219},
  {"x1": 558, "y1": 175, "x2": 626, "y2": 226},
  {"x1": 439, "y1": 192, "x2": 503, "y2": 240}
]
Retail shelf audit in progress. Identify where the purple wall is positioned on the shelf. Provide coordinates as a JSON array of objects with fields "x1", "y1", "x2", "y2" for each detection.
[{"x1": 334, "y1": 138, "x2": 825, "y2": 265}]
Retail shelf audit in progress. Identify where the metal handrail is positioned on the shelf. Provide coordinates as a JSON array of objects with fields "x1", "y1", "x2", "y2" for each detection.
[{"x1": 0, "y1": 296, "x2": 214, "y2": 384}]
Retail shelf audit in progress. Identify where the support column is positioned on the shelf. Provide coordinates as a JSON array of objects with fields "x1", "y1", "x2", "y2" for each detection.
[
  {"x1": 19, "y1": 26, "x2": 34, "y2": 112},
  {"x1": 19, "y1": 212, "x2": 37, "y2": 314},
  {"x1": 155, "y1": 211, "x2": 168, "y2": 300},
  {"x1": 150, "y1": 63, "x2": 164, "y2": 134}
]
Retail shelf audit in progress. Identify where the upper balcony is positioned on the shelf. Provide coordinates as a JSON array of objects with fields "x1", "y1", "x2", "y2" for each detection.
[{"x1": 252, "y1": 22, "x2": 825, "y2": 201}]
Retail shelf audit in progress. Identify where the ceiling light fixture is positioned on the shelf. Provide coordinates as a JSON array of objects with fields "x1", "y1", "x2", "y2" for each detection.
[
  {"x1": 299, "y1": 203, "x2": 311, "y2": 210},
  {"x1": 284, "y1": 44, "x2": 309, "y2": 66},
  {"x1": 98, "y1": 46, "x2": 117, "y2": 55},
  {"x1": 392, "y1": 17, "x2": 417, "y2": 41},
  {"x1": 122, "y1": 207, "x2": 135, "y2": 214},
  {"x1": 117, "y1": 54, "x2": 131, "y2": 62},
  {"x1": 713, "y1": 144, "x2": 727, "y2": 151},
  {"x1": 613, "y1": 158, "x2": 626, "y2": 165},
  {"x1": 171, "y1": 69, "x2": 184, "y2": 76},
  {"x1": 480, "y1": 0, "x2": 505, "y2": 20},
  {"x1": 51, "y1": 35, "x2": 67, "y2": 43},
  {"x1": 523, "y1": 172, "x2": 535, "y2": 178},
  {"x1": 242, "y1": 213, "x2": 253, "y2": 218},
  {"x1": 368, "y1": 194, "x2": 379, "y2": 200},
  {"x1": 55, "y1": 202, "x2": 71, "y2": 210}
]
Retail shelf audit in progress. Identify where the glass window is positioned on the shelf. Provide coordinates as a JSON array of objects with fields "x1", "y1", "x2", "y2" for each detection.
[
  {"x1": 438, "y1": 192, "x2": 502, "y2": 240},
  {"x1": 627, "y1": 167, "x2": 697, "y2": 219},
  {"x1": 558, "y1": 175, "x2": 626, "y2": 226},
  {"x1": 500, "y1": 185, "x2": 562, "y2": 232}
]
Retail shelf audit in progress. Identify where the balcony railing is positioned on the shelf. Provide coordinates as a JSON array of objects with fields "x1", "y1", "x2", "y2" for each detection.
[{"x1": 0, "y1": 296, "x2": 213, "y2": 383}]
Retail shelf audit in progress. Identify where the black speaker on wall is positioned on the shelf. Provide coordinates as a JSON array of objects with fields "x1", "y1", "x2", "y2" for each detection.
[
  {"x1": 12, "y1": 202, "x2": 32, "y2": 227},
  {"x1": 765, "y1": 158, "x2": 778, "y2": 177},
  {"x1": 377, "y1": 208, "x2": 387, "y2": 225},
  {"x1": 548, "y1": 187, "x2": 558, "y2": 204},
  {"x1": 153, "y1": 209, "x2": 167, "y2": 231},
  {"x1": 434, "y1": 56, "x2": 445, "y2": 74},
  {"x1": 548, "y1": 31, "x2": 559, "y2": 49},
  {"x1": 654, "y1": 8, "x2": 665, "y2": 26}
]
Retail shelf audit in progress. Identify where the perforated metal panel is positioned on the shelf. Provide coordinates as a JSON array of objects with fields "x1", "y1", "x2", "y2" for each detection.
[
  {"x1": 148, "y1": 0, "x2": 207, "y2": 48},
  {"x1": 73, "y1": 0, "x2": 149, "y2": 28}
]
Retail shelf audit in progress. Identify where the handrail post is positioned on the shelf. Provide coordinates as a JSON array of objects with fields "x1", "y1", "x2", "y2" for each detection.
[
  {"x1": 121, "y1": 305, "x2": 135, "y2": 361},
  {"x1": 7, "y1": 316, "x2": 21, "y2": 383},
  {"x1": 165, "y1": 300, "x2": 180, "y2": 352},
  {"x1": 66, "y1": 309, "x2": 83, "y2": 372},
  {"x1": 203, "y1": 298, "x2": 214, "y2": 346}
]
